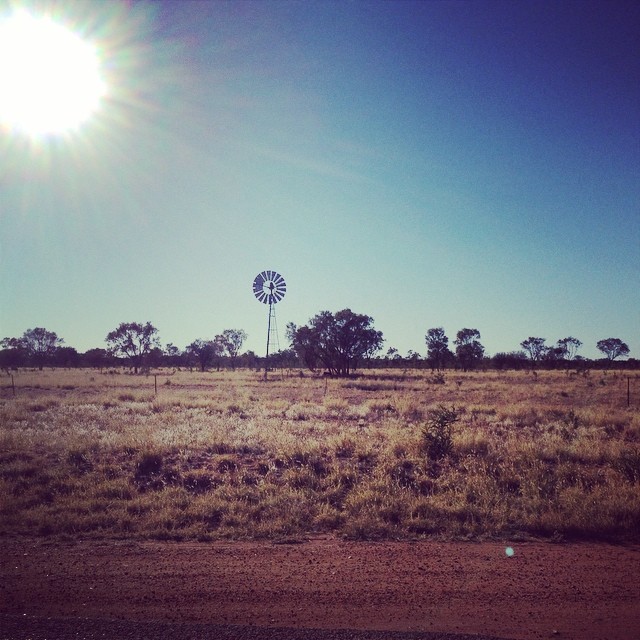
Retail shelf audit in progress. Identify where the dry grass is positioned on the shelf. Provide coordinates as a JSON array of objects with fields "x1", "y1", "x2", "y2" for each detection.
[{"x1": 0, "y1": 368, "x2": 638, "y2": 542}]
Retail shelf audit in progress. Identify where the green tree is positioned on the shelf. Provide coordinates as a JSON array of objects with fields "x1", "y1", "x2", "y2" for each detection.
[
  {"x1": 425, "y1": 327, "x2": 452, "y2": 371},
  {"x1": 185, "y1": 339, "x2": 221, "y2": 372},
  {"x1": 596, "y1": 338, "x2": 630, "y2": 363},
  {"x1": 2, "y1": 327, "x2": 63, "y2": 369},
  {"x1": 82, "y1": 348, "x2": 110, "y2": 369},
  {"x1": 492, "y1": 351, "x2": 527, "y2": 370},
  {"x1": 520, "y1": 337, "x2": 548, "y2": 366},
  {"x1": 557, "y1": 336, "x2": 582, "y2": 361},
  {"x1": 163, "y1": 343, "x2": 183, "y2": 367},
  {"x1": 288, "y1": 309, "x2": 383, "y2": 377},
  {"x1": 105, "y1": 322, "x2": 160, "y2": 373},
  {"x1": 53, "y1": 346, "x2": 80, "y2": 368},
  {"x1": 217, "y1": 329, "x2": 247, "y2": 370},
  {"x1": 454, "y1": 328, "x2": 484, "y2": 371},
  {"x1": 0, "y1": 337, "x2": 27, "y2": 368}
]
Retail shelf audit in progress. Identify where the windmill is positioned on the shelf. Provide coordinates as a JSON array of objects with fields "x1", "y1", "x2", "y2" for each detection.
[{"x1": 252, "y1": 270, "x2": 286, "y2": 379}]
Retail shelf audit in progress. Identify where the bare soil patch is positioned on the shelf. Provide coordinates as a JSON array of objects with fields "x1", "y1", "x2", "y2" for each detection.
[{"x1": 2, "y1": 538, "x2": 639, "y2": 640}]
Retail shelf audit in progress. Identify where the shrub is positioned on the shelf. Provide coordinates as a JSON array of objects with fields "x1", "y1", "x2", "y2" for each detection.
[
  {"x1": 617, "y1": 449, "x2": 640, "y2": 483},
  {"x1": 67, "y1": 450, "x2": 94, "y2": 474},
  {"x1": 183, "y1": 471, "x2": 216, "y2": 494},
  {"x1": 135, "y1": 452, "x2": 163, "y2": 477},
  {"x1": 333, "y1": 436, "x2": 357, "y2": 459},
  {"x1": 421, "y1": 405, "x2": 459, "y2": 460}
]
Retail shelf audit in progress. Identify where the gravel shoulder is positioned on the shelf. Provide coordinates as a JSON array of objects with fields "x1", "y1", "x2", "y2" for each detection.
[{"x1": 2, "y1": 537, "x2": 640, "y2": 640}]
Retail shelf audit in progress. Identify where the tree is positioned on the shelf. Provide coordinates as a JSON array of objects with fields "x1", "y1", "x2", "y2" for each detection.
[
  {"x1": 287, "y1": 309, "x2": 383, "y2": 377},
  {"x1": 53, "y1": 346, "x2": 80, "y2": 368},
  {"x1": 2, "y1": 327, "x2": 63, "y2": 369},
  {"x1": 286, "y1": 322, "x2": 320, "y2": 371},
  {"x1": 520, "y1": 337, "x2": 548, "y2": 366},
  {"x1": 454, "y1": 328, "x2": 484, "y2": 371},
  {"x1": 217, "y1": 329, "x2": 247, "y2": 370},
  {"x1": 185, "y1": 339, "x2": 221, "y2": 372},
  {"x1": 269, "y1": 348, "x2": 299, "y2": 370},
  {"x1": 0, "y1": 337, "x2": 27, "y2": 368},
  {"x1": 492, "y1": 351, "x2": 527, "y2": 370},
  {"x1": 105, "y1": 322, "x2": 160, "y2": 373},
  {"x1": 597, "y1": 338, "x2": 630, "y2": 363},
  {"x1": 163, "y1": 343, "x2": 184, "y2": 368},
  {"x1": 425, "y1": 327, "x2": 452, "y2": 371},
  {"x1": 557, "y1": 337, "x2": 582, "y2": 361},
  {"x1": 0, "y1": 341, "x2": 26, "y2": 368},
  {"x1": 238, "y1": 350, "x2": 259, "y2": 370},
  {"x1": 82, "y1": 348, "x2": 110, "y2": 369},
  {"x1": 147, "y1": 347, "x2": 165, "y2": 368}
]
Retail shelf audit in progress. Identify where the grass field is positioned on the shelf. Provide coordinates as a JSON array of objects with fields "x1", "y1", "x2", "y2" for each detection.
[{"x1": 1, "y1": 367, "x2": 639, "y2": 542}]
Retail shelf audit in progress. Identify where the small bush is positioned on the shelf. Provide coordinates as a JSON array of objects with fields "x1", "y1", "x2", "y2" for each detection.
[
  {"x1": 421, "y1": 405, "x2": 459, "y2": 460},
  {"x1": 135, "y1": 452, "x2": 163, "y2": 477},
  {"x1": 217, "y1": 456, "x2": 238, "y2": 473},
  {"x1": 333, "y1": 437, "x2": 357, "y2": 459},
  {"x1": 617, "y1": 449, "x2": 640, "y2": 483},
  {"x1": 183, "y1": 471, "x2": 216, "y2": 494},
  {"x1": 67, "y1": 450, "x2": 94, "y2": 474}
]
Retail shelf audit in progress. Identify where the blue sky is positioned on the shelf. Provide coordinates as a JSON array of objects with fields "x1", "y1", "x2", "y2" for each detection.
[{"x1": 1, "y1": 0, "x2": 638, "y2": 360}]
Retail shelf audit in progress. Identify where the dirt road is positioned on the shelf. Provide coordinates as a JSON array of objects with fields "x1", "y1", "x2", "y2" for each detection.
[{"x1": 2, "y1": 538, "x2": 639, "y2": 640}]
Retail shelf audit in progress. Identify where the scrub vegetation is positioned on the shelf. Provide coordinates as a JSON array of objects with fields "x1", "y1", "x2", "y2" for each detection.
[{"x1": 1, "y1": 368, "x2": 638, "y2": 542}]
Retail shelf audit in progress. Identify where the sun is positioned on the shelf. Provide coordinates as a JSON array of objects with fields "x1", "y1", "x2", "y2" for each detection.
[{"x1": 0, "y1": 10, "x2": 106, "y2": 137}]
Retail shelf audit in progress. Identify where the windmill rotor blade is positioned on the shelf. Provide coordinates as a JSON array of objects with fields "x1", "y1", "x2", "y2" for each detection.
[{"x1": 253, "y1": 271, "x2": 285, "y2": 304}]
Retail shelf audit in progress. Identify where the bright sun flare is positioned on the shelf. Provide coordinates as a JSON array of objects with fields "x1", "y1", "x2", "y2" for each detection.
[{"x1": 0, "y1": 11, "x2": 106, "y2": 136}]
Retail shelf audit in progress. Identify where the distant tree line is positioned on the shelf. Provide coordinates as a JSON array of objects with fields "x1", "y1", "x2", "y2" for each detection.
[
  {"x1": 0, "y1": 323, "x2": 253, "y2": 372},
  {"x1": 1, "y1": 315, "x2": 636, "y2": 375}
]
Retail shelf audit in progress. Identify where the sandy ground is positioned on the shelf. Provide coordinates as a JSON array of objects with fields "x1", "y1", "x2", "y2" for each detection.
[{"x1": 1, "y1": 537, "x2": 639, "y2": 640}]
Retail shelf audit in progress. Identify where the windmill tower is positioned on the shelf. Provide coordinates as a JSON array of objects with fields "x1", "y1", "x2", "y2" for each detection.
[{"x1": 252, "y1": 270, "x2": 286, "y2": 380}]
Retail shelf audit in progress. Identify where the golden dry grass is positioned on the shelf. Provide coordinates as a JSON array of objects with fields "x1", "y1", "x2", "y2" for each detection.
[{"x1": 1, "y1": 367, "x2": 638, "y2": 541}]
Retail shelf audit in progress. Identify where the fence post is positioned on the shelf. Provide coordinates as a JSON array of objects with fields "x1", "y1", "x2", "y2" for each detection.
[
  {"x1": 628, "y1": 376, "x2": 631, "y2": 407},
  {"x1": 154, "y1": 374, "x2": 158, "y2": 395},
  {"x1": 11, "y1": 374, "x2": 15, "y2": 397}
]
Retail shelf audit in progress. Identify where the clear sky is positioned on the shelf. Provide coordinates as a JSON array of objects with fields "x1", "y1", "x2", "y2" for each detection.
[{"x1": 1, "y1": 0, "x2": 638, "y2": 360}]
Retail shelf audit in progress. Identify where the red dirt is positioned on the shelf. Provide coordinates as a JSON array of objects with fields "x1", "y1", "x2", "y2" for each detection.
[{"x1": 2, "y1": 537, "x2": 639, "y2": 640}]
